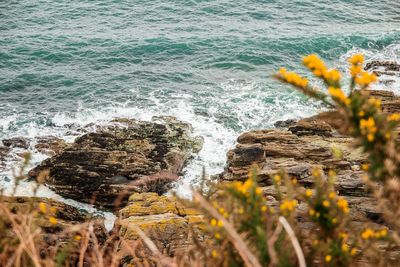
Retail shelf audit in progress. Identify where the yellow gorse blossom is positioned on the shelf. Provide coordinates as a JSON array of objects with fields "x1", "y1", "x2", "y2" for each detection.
[
  {"x1": 360, "y1": 117, "x2": 377, "y2": 142},
  {"x1": 350, "y1": 64, "x2": 362, "y2": 77},
  {"x1": 337, "y1": 198, "x2": 350, "y2": 213},
  {"x1": 303, "y1": 54, "x2": 327, "y2": 77},
  {"x1": 38, "y1": 202, "x2": 47, "y2": 214},
  {"x1": 355, "y1": 71, "x2": 377, "y2": 87},
  {"x1": 361, "y1": 228, "x2": 375, "y2": 240},
  {"x1": 280, "y1": 199, "x2": 298, "y2": 213},
  {"x1": 349, "y1": 54, "x2": 364, "y2": 65},
  {"x1": 322, "y1": 200, "x2": 330, "y2": 208},
  {"x1": 325, "y1": 255, "x2": 332, "y2": 263},
  {"x1": 328, "y1": 86, "x2": 350, "y2": 106},
  {"x1": 368, "y1": 98, "x2": 381, "y2": 109},
  {"x1": 305, "y1": 189, "x2": 313, "y2": 197},
  {"x1": 49, "y1": 216, "x2": 58, "y2": 225},
  {"x1": 278, "y1": 68, "x2": 308, "y2": 88},
  {"x1": 388, "y1": 113, "x2": 400, "y2": 122}
]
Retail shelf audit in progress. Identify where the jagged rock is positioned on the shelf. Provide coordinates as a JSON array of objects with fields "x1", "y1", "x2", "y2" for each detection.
[
  {"x1": 119, "y1": 193, "x2": 203, "y2": 260},
  {"x1": 221, "y1": 128, "x2": 365, "y2": 185},
  {"x1": 34, "y1": 136, "x2": 69, "y2": 156},
  {"x1": 274, "y1": 119, "x2": 297, "y2": 129},
  {"x1": 28, "y1": 116, "x2": 203, "y2": 207},
  {"x1": 2, "y1": 137, "x2": 30, "y2": 149},
  {"x1": 365, "y1": 61, "x2": 400, "y2": 77}
]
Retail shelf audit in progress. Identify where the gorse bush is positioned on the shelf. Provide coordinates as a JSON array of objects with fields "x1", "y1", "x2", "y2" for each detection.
[{"x1": 186, "y1": 54, "x2": 400, "y2": 267}]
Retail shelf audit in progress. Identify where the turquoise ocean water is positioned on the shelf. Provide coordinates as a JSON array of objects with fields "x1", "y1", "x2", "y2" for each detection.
[{"x1": 1, "y1": 1, "x2": 400, "y2": 203}]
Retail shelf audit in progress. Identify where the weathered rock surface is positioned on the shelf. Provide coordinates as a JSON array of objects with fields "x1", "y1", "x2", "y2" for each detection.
[
  {"x1": 28, "y1": 116, "x2": 203, "y2": 207},
  {"x1": 220, "y1": 89, "x2": 400, "y2": 227},
  {"x1": 118, "y1": 193, "x2": 203, "y2": 259},
  {"x1": 2, "y1": 137, "x2": 30, "y2": 149},
  {"x1": 34, "y1": 136, "x2": 69, "y2": 156}
]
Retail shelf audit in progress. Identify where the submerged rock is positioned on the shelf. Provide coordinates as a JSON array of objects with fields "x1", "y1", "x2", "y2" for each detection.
[{"x1": 28, "y1": 116, "x2": 203, "y2": 208}]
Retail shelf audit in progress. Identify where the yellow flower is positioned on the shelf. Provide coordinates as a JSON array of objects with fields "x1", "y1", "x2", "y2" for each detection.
[
  {"x1": 309, "y1": 209, "x2": 316, "y2": 216},
  {"x1": 323, "y1": 69, "x2": 341, "y2": 82},
  {"x1": 388, "y1": 113, "x2": 400, "y2": 122},
  {"x1": 280, "y1": 199, "x2": 298, "y2": 213},
  {"x1": 360, "y1": 117, "x2": 377, "y2": 142},
  {"x1": 305, "y1": 189, "x2": 313, "y2": 198},
  {"x1": 332, "y1": 218, "x2": 337, "y2": 224},
  {"x1": 278, "y1": 68, "x2": 309, "y2": 89},
  {"x1": 350, "y1": 248, "x2": 358, "y2": 256},
  {"x1": 358, "y1": 110, "x2": 365, "y2": 117},
  {"x1": 337, "y1": 198, "x2": 349, "y2": 213},
  {"x1": 375, "y1": 228, "x2": 388, "y2": 238},
  {"x1": 38, "y1": 202, "x2": 47, "y2": 214},
  {"x1": 238, "y1": 207, "x2": 244, "y2": 214},
  {"x1": 49, "y1": 216, "x2": 58, "y2": 225},
  {"x1": 312, "y1": 168, "x2": 322, "y2": 178},
  {"x1": 328, "y1": 192, "x2": 336, "y2": 199},
  {"x1": 323, "y1": 200, "x2": 330, "y2": 208},
  {"x1": 342, "y1": 244, "x2": 349, "y2": 252},
  {"x1": 328, "y1": 86, "x2": 350, "y2": 105},
  {"x1": 350, "y1": 64, "x2": 362, "y2": 77},
  {"x1": 355, "y1": 72, "x2": 377, "y2": 86},
  {"x1": 339, "y1": 232, "x2": 348, "y2": 240},
  {"x1": 211, "y1": 250, "x2": 218, "y2": 258},
  {"x1": 210, "y1": 219, "x2": 217, "y2": 226},
  {"x1": 325, "y1": 255, "x2": 332, "y2": 263},
  {"x1": 261, "y1": 206, "x2": 268, "y2": 212},
  {"x1": 303, "y1": 54, "x2": 328, "y2": 79},
  {"x1": 75, "y1": 235, "x2": 82, "y2": 241},
  {"x1": 361, "y1": 164, "x2": 369, "y2": 171},
  {"x1": 349, "y1": 54, "x2": 364, "y2": 65},
  {"x1": 273, "y1": 174, "x2": 281, "y2": 183},
  {"x1": 217, "y1": 220, "x2": 224, "y2": 227},
  {"x1": 255, "y1": 187, "x2": 263, "y2": 195},
  {"x1": 214, "y1": 233, "x2": 221, "y2": 239},
  {"x1": 361, "y1": 228, "x2": 375, "y2": 240}
]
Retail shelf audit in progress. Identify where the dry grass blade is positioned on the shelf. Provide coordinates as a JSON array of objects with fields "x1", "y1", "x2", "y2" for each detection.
[
  {"x1": 278, "y1": 216, "x2": 306, "y2": 267},
  {"x1": 192, "y1": 190, "x2": 262, "y2": 267},
  {"x1": 129, "y1": 224, "x2": 177, "y2": 267}
]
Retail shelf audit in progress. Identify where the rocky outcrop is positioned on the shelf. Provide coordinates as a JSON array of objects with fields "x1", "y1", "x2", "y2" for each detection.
[
  {"x1": 28, "y1": 116, "x2": 203, "y2": 207},
  {"x1": 219, "y1": 89, "x2": 400, "y2": 227},
  {"x1": 118, "y1": 193, "x2": 203, "y2": 261}
]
